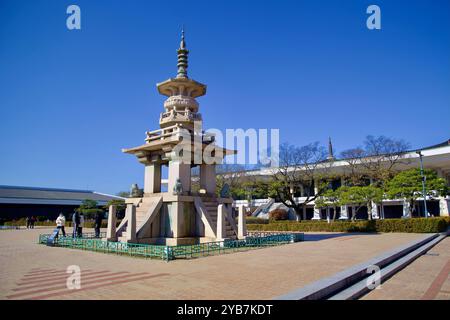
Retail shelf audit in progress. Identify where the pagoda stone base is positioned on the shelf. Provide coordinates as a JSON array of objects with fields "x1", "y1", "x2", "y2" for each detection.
[
  {"x1": 107, "y1": 193, "x2": 237, "y2": 245},
  {"x1": 133, "y1": 236, "x2": 225, "y2": 246},
  {"x1": 135, "y1": 237, "x2": 199, "y2": 246}
]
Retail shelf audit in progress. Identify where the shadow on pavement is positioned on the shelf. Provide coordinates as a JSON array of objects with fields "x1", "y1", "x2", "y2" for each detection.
[{"x1": 304, "y1": 233, "x2": 377, "y2": 241}]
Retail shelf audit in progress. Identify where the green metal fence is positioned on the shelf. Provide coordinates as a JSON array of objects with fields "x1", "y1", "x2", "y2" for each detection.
[{"x1": 38, "y1": 232, "x2": 304, "y2": 261}]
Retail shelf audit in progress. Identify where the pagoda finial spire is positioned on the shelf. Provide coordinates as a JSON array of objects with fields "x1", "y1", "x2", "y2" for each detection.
[
  {"x1": 176, "y1": 26, "x2": 189, "y2": 78},
  {"x1": 327, "y1": 137, "x2": 335, "y2": 161}
]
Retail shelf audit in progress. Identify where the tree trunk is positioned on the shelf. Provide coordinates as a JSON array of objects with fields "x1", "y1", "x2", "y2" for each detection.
[
  {"x1": 351, "y1": 207, "x2": 357, "y2": 221},
  {"x1": 332, "y1": 206, "x2": 337, "y2": 221},
  {"x1": 367, "y1": 202, "x2": 372, "y2": 221},
  {"x1": 294, "y1": 207, "x2": 303, "y2": 220},
  {"x1": 410, "y1": 199, "x2": 415, "y2": 218}
]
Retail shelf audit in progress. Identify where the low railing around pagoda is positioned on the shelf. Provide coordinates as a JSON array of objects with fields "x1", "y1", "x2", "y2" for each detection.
[{"x1": 38, "y1": 232, "x2": 304, "y2": 262}]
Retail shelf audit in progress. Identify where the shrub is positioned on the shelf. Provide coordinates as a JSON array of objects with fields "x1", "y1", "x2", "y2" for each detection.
[
  {"x1": 247, "y1": 217, "x2": 449, "y2": 233},
  {"x1": 246, "y1": 217, "x2": 269, "y2": 224},
  {"x1": 269, "y1": 209, "x2": 289, "y2": 221}
]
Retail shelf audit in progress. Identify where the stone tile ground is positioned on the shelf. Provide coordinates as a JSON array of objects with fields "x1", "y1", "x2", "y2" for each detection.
[
  {"x1": 0, "y1": 227, "x2": 439, "y2": 300},
  {"x1": 362, "y1": 237, "x2": 450, "y2": 300}
]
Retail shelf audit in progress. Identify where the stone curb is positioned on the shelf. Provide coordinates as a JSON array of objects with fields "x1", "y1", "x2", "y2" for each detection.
[
  {"x1": 274, "y1": 233, "x2": 440, "y2": 300},
  {"x1": 328, "y1": 233, "x2": 447, "y2": 300}
]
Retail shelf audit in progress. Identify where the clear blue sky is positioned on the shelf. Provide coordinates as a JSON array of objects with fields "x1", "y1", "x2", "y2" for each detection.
[{"x1": 1, "y1": 0, "x2": 449, "y2": 195}]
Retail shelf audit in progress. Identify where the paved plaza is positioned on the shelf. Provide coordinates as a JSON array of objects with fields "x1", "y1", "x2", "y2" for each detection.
[{"x1": 0, "y1": 228, "x2": 447, "y2": 300}]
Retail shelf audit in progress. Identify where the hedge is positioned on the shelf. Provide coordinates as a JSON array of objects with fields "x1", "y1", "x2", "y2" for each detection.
[
  {"x1": 375, "y1": 218, "x2": 449, "y2": 233},
  {"x1": 246, "y1": 217, "x2": 269, "y2": 224},
  {"x1": 247, "y1": 217, "x2": 450, "y2": 233}
]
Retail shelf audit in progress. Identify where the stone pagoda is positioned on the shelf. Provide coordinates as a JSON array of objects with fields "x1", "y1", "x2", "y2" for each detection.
[{"x1": 106, "y1": 30, "x2": 247, "y2": 245}]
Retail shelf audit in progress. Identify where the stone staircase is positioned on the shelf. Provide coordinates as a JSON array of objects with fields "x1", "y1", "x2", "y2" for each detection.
[
  {"x1": 201, "y1": 197, "x2": 237, "y2": 240},
  {"x1": 117, "y1": 197, "x2": 160, "y2": 242}
]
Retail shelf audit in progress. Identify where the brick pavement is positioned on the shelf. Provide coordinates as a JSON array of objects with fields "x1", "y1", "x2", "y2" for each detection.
[
  {"x1": 362, "y1": 236, "x2": 450, "y2": 300},
  {"x1": 0, "y1": 227, "x2": 428, "y2": 300}
]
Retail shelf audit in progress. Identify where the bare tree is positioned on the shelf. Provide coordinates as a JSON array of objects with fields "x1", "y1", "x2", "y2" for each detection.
[
  {"x1": 340, "y1": 135, "x2": 411, "y2": 219},
  {"x1": 361, "y1": 135, "x2": 411, "y2": 184},
  {"x1": 341, "y1": 136, "x2": 411, "y2": 185},
  {"x1": 340, "y1": 148, "x2": 367, "y2": 186},
  {"x1": 268, "y1": 142, "x2": 334, "y2": 219}
]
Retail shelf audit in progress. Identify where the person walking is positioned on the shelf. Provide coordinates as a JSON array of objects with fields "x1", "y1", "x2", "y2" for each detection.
[
  {"x1": 26, "y1": 216, "x2": 30, "y2": 229},
  {"x1": 72, "y1": 211, "x2": 80, "y2": 238},
  {"x1": 55, "y1": 213, "x2": 66, "y2": 237},
  {"x1": 78, "y1": 213, "x2": 85, "y2": 237},
  {"x1": 94, "y1": 212, "x2": 103, "y2": 238},
  {"x1": 30, "y1": 216, "x2": 36, "y2": 229}
]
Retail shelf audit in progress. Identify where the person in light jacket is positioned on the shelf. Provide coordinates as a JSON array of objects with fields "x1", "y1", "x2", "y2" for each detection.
[
  {"x1": 55, "y1": 213, "x2": 66, "y2": 237},
  {"x1": 77, "y1": 213, "x2": 85, "y2": 237}
]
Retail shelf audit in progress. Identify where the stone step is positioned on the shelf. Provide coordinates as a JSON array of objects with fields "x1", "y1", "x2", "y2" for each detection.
[
  {"x1": 139, "y1": 198, "x2": 157, "y2": 203},
  {"x1": 201, "y1": 196, "x2": 218, "y2": 201}
]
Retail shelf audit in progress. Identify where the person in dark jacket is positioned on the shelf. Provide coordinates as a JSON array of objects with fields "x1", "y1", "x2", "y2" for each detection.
[
  {"x1": 72, "y1": 211, "x2": 80, "y2": 238},
  {"x1": 30, "y1": 216, "x2": 36, "y2": 229},
  {"x1": 94, "y1": 212, "x2": 103, "y2": 238}
]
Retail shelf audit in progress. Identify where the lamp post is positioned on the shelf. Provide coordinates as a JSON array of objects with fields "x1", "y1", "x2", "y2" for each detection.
[{"x1": 416, "y1": 151, "x2": 429, "y2": 218}]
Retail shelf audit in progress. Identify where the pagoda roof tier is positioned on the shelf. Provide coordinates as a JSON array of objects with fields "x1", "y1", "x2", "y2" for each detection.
[
  {"x1": 122, "y1": 141, "x2": 236, "y2": 157},
  {"x1": 157, "y1": 77, "x2": 206, "y2": 98},
  {"x1": 122, "y1": 139, "x2": 236, "y2": 165}
]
